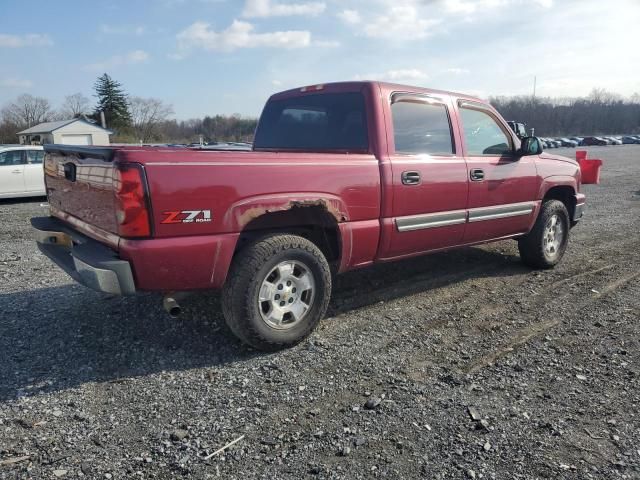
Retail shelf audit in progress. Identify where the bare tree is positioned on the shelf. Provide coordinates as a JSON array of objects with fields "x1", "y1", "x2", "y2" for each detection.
[
  {"x1": 491, "y1": 90, "x2": 640, "y2": 136},
  {"x1": 61, "y1": 93, "x2": 90, "y2": 118},
  {"x1": 588, "y1": 88, "x2": 622, "y2": 105},
  {"x1": 129, "y1": 97, "x2": 174, "y2": 142},
  {"x1": 1, "y1": 94, "x2": 52, "y2": 128}
]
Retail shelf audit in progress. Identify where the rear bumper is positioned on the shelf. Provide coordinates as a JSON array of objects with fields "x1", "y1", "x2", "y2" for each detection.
[
  {"x1": 31, "y1": 216, "x2": 136, "y2": 295},
  {"x1": 33, "y1": 216, "x2": 240, "y2": 293},
  {"x1": 574, "y1": 193, "x2": 586, "y2": 222}
]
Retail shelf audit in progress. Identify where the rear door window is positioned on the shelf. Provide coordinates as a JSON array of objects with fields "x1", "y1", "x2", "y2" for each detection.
[
  {"x1": 253, "y1": 92, "x2": 368, "y2": 151},
  {"x1": 391, "y1": 99, "x2": 454, "y2": 155}
]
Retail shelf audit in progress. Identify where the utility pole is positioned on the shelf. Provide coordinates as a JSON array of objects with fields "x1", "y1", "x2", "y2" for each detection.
[{"x1": 533, "y1": 76, "x2": 537, "y2": 100}]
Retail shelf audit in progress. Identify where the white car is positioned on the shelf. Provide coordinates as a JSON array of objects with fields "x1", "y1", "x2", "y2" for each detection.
[{"x1": 0, "y1": 145, "x2": 46, "y2": 199}]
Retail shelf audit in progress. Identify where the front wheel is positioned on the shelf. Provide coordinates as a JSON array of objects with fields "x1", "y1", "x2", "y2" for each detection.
[
  {"x1": 518, "y1": 199, "x2": 570, "y2": 269},
  {"x1": 222, "y1": 234, "x2": 332, "y2": 351}
]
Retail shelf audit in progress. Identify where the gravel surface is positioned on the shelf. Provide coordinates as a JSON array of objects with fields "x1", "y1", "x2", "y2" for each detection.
[{"x1": 1, "y1": 146, "x2": 639, "y2": 479}]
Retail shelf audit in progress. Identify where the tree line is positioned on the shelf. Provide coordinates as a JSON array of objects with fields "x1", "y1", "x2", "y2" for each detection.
[
  {"x1": 490, "y1": 88, "x2": 640, "y2": 137},
  {"x1": 0, "y1": 73, "x2": 257, "y2": 144},
  {"x1": 2, "y1": 78, "x2": 638, "y2": 145}
]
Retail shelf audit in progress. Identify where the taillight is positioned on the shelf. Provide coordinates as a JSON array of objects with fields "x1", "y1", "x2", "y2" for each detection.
[{"x1": 113, "y1": 163, "x2": 151, "y2": 238}]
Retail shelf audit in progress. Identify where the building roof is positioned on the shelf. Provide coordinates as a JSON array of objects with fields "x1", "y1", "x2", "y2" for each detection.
[{"x1": 17, "y1": 118, "x2": 113, "y2": 135}]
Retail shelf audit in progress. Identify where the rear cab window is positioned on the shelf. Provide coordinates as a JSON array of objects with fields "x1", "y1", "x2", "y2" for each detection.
[
  {"x1": 458, "y1": 102, "x2": 514, "y2": 156},
  {"x1": 253, "y1": 92, "x2": 369, "y2": 151},
  {"x1": 390, "y1": 95, "x2": 454, "y2": 155}
]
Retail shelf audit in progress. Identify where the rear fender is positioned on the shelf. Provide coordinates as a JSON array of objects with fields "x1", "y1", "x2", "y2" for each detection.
[{"x1": 223, "y1": 193, "x2": 350, "y2": 231}]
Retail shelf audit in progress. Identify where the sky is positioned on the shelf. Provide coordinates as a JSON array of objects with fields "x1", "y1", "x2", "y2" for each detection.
[{"x1": 1, "y1": 0, "x2": 639, "y2": 119}]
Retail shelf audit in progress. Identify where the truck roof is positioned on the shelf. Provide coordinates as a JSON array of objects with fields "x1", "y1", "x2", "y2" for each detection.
[{"x1": 269, "y1": 80, "x2": 487, "y2": 105}]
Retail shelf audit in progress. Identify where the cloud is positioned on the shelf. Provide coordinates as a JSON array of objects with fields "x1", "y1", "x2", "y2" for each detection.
[
  {"x1": 242, "y1": 0, "x2": 326, "y2": 17},
  {"x1": 443, "y1": 67, "x2": 470, "y2": 75},
  {"x1": 356, "y1": 68, "x2": 429, "y2": 83},
  {"x1": 443, "y1": 0, "x2": 506, "y2": 14},
  {"x1": 337, "y1": 9, "x2": 361, "y2": 25},
  {"x1": 100, "y1": 24, "x2": 146, "y2": 35},
  {"x1": 0, "y1": 33, "x2": 53, "y2": 48},
  {"x1": 0, "y1": 78, "x2": 34, "y2": 88},
  {"x1": 363, "y1": 5, "x2": 440, "y2": 39},
  {"x1": 443, "y1": 0, "x2": 552, "y2": 13},
  {"x1": 175, "y1": 20, "x2": 311, "y2": 53},
  {"x1": 84, "y1": 50, "x2": 150, "y2": 71}
]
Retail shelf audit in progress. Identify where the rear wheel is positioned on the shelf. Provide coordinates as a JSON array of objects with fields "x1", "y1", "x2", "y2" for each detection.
[
  {"x1": 518, "y1": 199, "x2": 570, "y2": 269},
  {"x1": 222, "y1": 234, "x2": 331, "y2": 351}
]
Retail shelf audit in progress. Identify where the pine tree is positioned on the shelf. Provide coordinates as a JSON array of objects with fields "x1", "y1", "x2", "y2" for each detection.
[{"x1": 93, "y1": 73, "x2": 131, "y2": 129}]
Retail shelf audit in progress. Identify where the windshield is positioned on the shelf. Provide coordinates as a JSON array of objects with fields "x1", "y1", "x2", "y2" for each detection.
[{"x1": 253, "y1": 92, "x2": 369, "y2": 151}]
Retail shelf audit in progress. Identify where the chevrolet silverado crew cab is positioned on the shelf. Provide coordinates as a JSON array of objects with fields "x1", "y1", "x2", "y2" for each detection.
[{"x1": 32, "y1": 81, "x2": 585, "y2": 350}]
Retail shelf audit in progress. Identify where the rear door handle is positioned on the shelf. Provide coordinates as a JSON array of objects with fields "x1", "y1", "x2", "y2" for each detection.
[
  {"x1": 12, "y1": 169, "x2": 22, "y2": 174},
  {"x1": 470, "y1": 169, "x2": 484, "y2": 181},
  {"x1": 401, "y1": 171, "x2": 421, "y2": 185}
]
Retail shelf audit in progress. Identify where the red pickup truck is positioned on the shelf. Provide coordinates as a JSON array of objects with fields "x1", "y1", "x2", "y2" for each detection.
[{"x1": 32, "y1": 81, "x2": 585, "y2": 350}]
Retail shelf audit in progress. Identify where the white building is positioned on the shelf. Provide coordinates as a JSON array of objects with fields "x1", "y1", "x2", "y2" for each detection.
[{"x1": 18, "y1": 119, "x2": 113, "y2": 146}]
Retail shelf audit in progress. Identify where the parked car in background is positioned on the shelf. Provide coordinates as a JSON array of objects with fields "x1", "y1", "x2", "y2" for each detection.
[
  {"x1": 507, "y1": 121, "x2": 527, "y2": 139},
  {"x1": 558, "y1": 138, "x2": 578, "y2": 147},
  {"x1": 606, "y1": 136, "x2": 622, "y2": 145},
  {"x1": 0, "y1": 145, "x2": 45, "y2": 199},
  {"x1": 540, "y1": 137, "x2": 554, "y2": 148},
  {"x1": 622, "y1": 136, "x2": 637, "y2": 144},
  {"x1": 582, "y1": 137, "x2": 608, "y2": 146},
  {"x1": 570, "y1": 137, "x2": 584, "y2": 145}
]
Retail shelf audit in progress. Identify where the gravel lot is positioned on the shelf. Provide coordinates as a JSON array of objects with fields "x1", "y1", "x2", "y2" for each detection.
[{"x1": 1, "y1": 146, "x2": 639, "y2": 479}]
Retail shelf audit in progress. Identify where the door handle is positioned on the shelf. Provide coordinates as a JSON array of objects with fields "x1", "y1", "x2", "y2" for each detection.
[
  {"x1": 12, "y1": 169, "x2": 22, "y2": 174},
  {"x1": 401, "y1": 171, "x2": 421, "y2": 185},
  {"x1": 470, "y1": 169, "x2": 484, "y2": 181}
]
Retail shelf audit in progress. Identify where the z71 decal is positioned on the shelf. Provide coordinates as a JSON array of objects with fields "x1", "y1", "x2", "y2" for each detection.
[{"x1": 161, "y1": 210, "x2": 212, "y2": 224}]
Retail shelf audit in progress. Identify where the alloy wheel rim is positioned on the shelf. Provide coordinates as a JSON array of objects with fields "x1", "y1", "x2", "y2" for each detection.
[
  {"x1": 258, "y1": 260, "x2": 316, "y2": 330},
  {"x1": 543, "y1": 214, "x2": 564, "y2": 259}
]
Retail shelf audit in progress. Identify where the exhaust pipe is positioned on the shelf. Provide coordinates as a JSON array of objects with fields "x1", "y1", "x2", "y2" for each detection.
[{"x1": 163, "y1": 295, "x2": 182, "y2": 317}]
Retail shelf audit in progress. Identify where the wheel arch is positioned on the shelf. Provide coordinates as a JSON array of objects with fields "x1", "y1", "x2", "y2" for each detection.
[
  {"x1": 228, "y1": 195, "x2": 346, "y2": 268},
  {"x1": 542, "y1": 184, "x2": 577, "y2": 221}
]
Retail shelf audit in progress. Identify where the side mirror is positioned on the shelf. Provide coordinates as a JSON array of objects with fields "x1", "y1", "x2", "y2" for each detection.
[{"x1": 518, "y1": 136, "x2": 543, "y2": 156}]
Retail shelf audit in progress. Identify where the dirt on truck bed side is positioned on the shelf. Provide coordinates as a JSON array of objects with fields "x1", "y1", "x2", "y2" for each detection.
[{"x1": 1, "y1": 146, "x2": 639, "y2": 479}]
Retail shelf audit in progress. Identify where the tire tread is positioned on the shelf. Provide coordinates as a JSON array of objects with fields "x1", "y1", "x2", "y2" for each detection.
[
  {"x1": 518, "y1": 199, "x2": 569, "y2": 269},
  {"x1": 222, "y1": 234, "x2": 331, "y2": 350}
]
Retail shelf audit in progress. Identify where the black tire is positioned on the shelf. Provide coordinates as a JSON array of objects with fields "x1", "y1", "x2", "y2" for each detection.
[
  {"x1": 221, "y1": 234, "x2": 332, "y2": 351},
  {"x1": 518, "y1": 199, "x2": 570, "y2": 269}
]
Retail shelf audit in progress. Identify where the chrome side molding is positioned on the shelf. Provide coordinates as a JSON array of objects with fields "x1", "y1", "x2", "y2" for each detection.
[
  {"x1": 467, "y1": 201, "x2": 536, "y2": 223},
  {"x1": 396, "y1": 210, "x2": 467, "y2": 232},
  {"x1": 395, "y1": 201, "x2": 536, "y2": 232}
]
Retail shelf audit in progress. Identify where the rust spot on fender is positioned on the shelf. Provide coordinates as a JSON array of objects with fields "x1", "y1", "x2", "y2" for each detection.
[
  {"x1": 236, "y1": 206, "x2": 272, "y2": 227},
  {"x1": 289, "y1": 198, "x2": 348, "y2": 222},
  {"x1": 230, "y1": 197, "x2": 348, "y2": 230}
]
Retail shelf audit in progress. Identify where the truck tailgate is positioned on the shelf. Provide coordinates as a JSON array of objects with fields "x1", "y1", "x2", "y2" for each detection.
[{"x1": 44, "y1": 146, "x2": 119, "y2": 238}]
